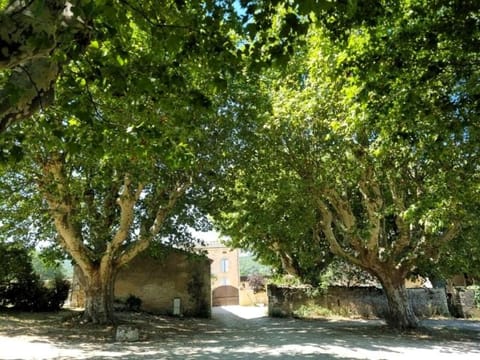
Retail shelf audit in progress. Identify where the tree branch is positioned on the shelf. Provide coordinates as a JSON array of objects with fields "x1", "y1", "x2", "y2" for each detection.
[
  {"x1": 421, "y1": 221, "x2": 461, "y2": 261},
  {"x1": 0, "y1": 0, "x2": 92, "y2": 131},
  {"x1": 108, "y1": 174, "x2": 144, "y2": 256},
  {"x1": 325, "y1": 188, "x2": 356, "y2": 231},
  {"x1": 271, "y1": 240, "x2": 301, "y2": 276},
  {"x1": 323, "y1": 187, "x2": 367, "y2": 252},
  {"x1": 38, "y1": 155, "x2": 95, "y2": 274},
  {"x1": 388, "y1": 175, "x2": 412, "y2": 256},
  {"x1": 115, "y1": 180, "x2": 190, "y2": 267},
  {"x1": 358, "y1": 170, "x2": 383, "y2": 252},
  {"x1": 439, "y1": 222, "x2": 461, "y2": 244},
  {"x1": 0, "y1": 58, "x2": 59, "y2": 132},
  {"x1": 314, "y1": 196, "x2": 363, "y2": 268},
  {"x1": 17, "y1": 64, "x2": 48, "y2": 113}
]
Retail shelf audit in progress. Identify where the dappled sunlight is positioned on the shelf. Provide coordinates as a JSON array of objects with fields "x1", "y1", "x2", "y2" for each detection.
[
  {"x1": 0, "y1": 336, "x2": 87, "y2": 360},
  {"x1": 0, "y1": 310, "x2": 479, "y2": 359},
  {"x1": 216, "y1": 305, "x2": 268, "y2": 320}
]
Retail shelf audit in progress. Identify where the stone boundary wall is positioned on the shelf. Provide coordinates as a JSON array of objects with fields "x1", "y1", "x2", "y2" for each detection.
[
  {"x1": 239, "y1": 289, "x2": 268, "y2": 306},
  {"x1": 448, "y1": 288, "x2": 478, "y2": 318},
  {"x1": 268, "y1": 285, "x2": 450, "y2": 319}
]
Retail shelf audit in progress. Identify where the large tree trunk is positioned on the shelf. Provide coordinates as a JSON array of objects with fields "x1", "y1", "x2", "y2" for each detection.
[
  {"x1": 81, "y1": 264, "x2": 118, "y2": 324},
  {"x1": 378, "y1": 274, "x2": 419, "y2": 330}
]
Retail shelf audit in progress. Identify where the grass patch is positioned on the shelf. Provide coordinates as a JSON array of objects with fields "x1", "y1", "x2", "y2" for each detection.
[{"x1": 293, "y1": 304, "x2": 335, "y2": 319}]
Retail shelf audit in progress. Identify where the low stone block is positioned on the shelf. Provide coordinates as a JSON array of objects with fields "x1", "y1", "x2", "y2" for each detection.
[{"x1": 115, "y1": 325, "x2": 139, "y2": 342}]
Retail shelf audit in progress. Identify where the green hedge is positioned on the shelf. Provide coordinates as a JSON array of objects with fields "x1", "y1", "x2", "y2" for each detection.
[{"x1": 0, "y1": 243, "x2": 69, "y2": 311}]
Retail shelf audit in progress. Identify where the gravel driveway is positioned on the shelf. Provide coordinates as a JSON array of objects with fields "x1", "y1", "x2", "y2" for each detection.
[{"x1": 1, "y1": 306, "x2": 479, "y2": 359}]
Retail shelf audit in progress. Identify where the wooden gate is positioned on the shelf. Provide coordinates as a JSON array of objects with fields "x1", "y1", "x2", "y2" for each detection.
[{"x1": 212, "y1": 285, "x2": 239, "y2": 306}]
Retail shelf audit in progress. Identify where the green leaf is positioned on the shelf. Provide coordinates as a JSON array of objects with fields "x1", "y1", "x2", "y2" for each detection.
[
  {"x1": 116, "y1": 54, "x2": 125, "y2": 66},
  {"x1": 68, "y1": 117, "x2": 80, "y2": 127},
  {"x1": 89, "y1": 40, "x2": 100, "y2": 49}
]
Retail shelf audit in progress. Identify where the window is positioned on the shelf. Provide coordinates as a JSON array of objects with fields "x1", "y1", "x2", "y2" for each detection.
[
  {"x1": 220, "y1": 258, "x2": 229, "y2": 273},
  {"x1": 221, "y1": 277, "x2": 229, "y2": 286}
]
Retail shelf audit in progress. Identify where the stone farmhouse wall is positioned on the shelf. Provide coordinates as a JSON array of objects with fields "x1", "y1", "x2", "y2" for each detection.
[
  {"x1": 448, "y1": 288, "x2": 479, "y2": 318},
  {"x1": 268, "y1": 285, "x2": 450, "y2": 319},
  {"x1": 70, "y1": 250, "x2": 211, "y2": 317}
]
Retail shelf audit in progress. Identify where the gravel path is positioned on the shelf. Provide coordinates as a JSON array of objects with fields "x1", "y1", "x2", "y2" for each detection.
[{"x1": 1, "y1": 306, "x2": 479, "y2": 359}]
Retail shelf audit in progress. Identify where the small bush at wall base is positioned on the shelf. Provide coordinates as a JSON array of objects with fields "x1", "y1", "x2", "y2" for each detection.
[
  {"x1": 248, "y1": 274, "x2": 266, "y2": 293},
  {"x1": 270, "y1": 308, "x2": 289, "y2": 318},
  {"x1": 125, "y1": 295, "x2": 142, "y2": 311}
]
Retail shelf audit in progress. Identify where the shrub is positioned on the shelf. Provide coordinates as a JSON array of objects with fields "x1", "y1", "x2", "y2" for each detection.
[
  {"x1": 0, "y1": 275, "x2": 70, "y2": 312},
  {"x1": 270, "y1": 308, "x2": 289, "y2": 318},
  {"x1": 0, "y1": 243, "x2": 69, "y2": 311},
  {"x1": 45, "y1": 277, "x2": 70, "y2": 311},
  {"x1": 0, "y1": 243, "x2": 33, "y2": 284},
  {"x1": 248, "y1": 274, "x2": 266, "y2": 293},
  {"x1": 125, "y1": 294, "x2": 142, "y2": 311}
]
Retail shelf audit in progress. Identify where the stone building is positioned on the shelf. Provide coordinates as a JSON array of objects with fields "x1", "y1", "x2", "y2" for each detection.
[
  {"x1": 70, "y1": 248, "x2": 211, "y2": 317},
  {"x1": 199, "y1": 239, "x2": 240, "y2": 306}
]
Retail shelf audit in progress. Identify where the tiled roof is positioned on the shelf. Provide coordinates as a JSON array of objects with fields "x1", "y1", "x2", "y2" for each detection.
[{"x1": 198, "y1": 239, "x2": 228, "y2": 248}]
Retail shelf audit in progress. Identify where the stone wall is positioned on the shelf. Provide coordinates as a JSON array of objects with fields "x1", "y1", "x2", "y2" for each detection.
[
  {"x1": 239, "y1": 288, "x2": 268, "y2": 306},
  {"x1": 447, "y1": 288, "x2": 479, "y2": 318},
  {"x1": 70, "y1": 249, "x2": 211, "y2": 317},
  {"x1": 239, "y1": 277, "x2": 268, "y2": 306},
  {"x1": 268, "y1": 285, "x2": 450, "y2": 319}
]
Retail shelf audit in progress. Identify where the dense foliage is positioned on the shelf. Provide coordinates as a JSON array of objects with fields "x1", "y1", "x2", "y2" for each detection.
[
  {"x1": 239, "y1": 255, "x2": 272, "y2": 277},
  {"x1": 0, "y1": 0, "x2": 479, "y2": 330},
  {"x1": 212, "y1": 0, "x2": 480, "y2": 329},
  {"x1": 0, "y1": 0, "x2": 242, "y2": 323},
  {"x1": 0, "y1": 243, "x2": 69, "y2": 311}
]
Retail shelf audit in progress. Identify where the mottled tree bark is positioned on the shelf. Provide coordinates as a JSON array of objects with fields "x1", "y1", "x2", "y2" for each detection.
[
  {"x1": 382, "y1": 279, "x2": 418, "y2": 329},
  {"x1": 82, "y1": 262, "x2": 118, "y2": 324},
  {"x1": 374, "y1": 269, "x2": 418, "y2": 329}
]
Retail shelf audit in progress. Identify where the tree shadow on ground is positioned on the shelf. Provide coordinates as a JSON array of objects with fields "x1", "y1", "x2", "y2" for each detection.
[{"x1": 0, "y1": 308, "x2": 479, "y2": 359}]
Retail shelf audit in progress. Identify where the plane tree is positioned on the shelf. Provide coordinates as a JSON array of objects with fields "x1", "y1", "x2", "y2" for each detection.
[
  {"x1": 0, "y1": 81, "x2": 233, "y2": 324},
  {"x1": 212, "y1": 0, "x2": 480, "y2": 329},
  {"x1": 0, "y1": 0, "x2": 240, "y2": 324}
]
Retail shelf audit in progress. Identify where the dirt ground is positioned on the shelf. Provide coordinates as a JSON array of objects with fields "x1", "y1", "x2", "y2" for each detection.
[{"x1": 0, "y1": 306, "x2": 479, "y2": 359}]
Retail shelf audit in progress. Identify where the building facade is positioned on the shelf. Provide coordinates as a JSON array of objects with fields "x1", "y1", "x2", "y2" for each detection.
[
  {"x1": 70, "y1": 248, "x2": 211, "y2": 317},
  {"x1": 200, "y1": 239, "x2": 240, "y2": 306}
]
